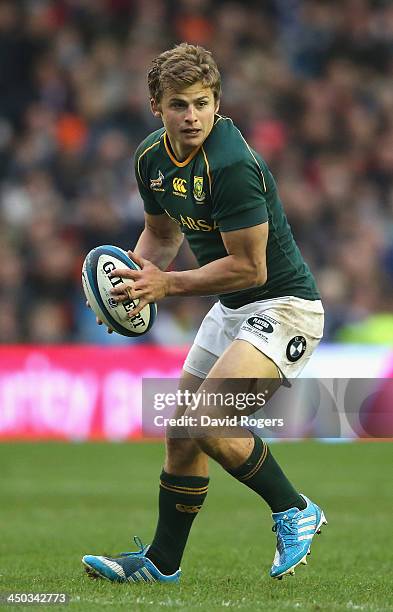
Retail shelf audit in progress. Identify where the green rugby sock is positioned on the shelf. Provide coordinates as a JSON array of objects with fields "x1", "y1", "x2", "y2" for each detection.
[
  {"x1": 146, "y1": 470, "x2": 209, "y2": 575},
  {"x1": 227, "y1": 433, "x2": 306, "y2": 513}
]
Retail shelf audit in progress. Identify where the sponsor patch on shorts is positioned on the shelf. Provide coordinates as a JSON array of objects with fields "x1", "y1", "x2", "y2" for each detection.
[
  {"x1": 286, "y1": 336, "x2": 307, "y2": 362},
  {"x1": 241, "y1": 314, "x2": 280, "y2": 341}
]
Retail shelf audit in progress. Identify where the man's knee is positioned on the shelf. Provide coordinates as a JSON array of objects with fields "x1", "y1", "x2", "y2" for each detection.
[
  {"x1": 194, "y1": 435, "x2": 219, "y2": 457},
  {"x1": 165, "y1": 436, "x2": 201, "y2": 471}
]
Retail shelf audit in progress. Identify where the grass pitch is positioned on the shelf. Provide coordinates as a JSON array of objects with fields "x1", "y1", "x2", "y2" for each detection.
[{"x1": 0, "y1": 440, "x2": 392, "y2": 611}]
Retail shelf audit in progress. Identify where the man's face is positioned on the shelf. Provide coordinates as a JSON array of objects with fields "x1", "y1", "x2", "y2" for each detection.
[{"x1": 151, "y1": 82, "x2": 219, "y2": 160}]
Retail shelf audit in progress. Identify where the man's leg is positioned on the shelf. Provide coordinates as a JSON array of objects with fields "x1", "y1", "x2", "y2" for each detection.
[
  {"x1": 185, "y1": 339, "x2": 326, "y2": 578},
  {"x1": 82, "y1": 370, "x2": 210, "y2": 582},
  {"x1": 145, "y1": 371, "x2": 210, "y2": 575},
  {"x1": 187, "y1": 339, "x2": 305, "y2": 512}
]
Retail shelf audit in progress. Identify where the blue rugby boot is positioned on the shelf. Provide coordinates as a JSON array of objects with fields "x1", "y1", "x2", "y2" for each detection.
[
  {"x1": 270, "y1": 495, "x2": 327, "y2": 579},
  {"x1": 82, "y1": 536, "x2": 181, "y2": 584}
]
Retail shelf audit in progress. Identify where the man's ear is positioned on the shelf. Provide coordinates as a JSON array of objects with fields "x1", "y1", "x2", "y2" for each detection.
[
  {"x1": 214, "y1": 98, "x2": 220, "y2": 114},
  {"x1": 150, "y1": 98, "x2": 162, "y2": 118}
]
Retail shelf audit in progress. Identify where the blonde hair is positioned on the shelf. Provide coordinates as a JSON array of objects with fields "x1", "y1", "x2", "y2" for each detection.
[{"x1": 148, "y1": 43, "x2": 221, "y2": 103}]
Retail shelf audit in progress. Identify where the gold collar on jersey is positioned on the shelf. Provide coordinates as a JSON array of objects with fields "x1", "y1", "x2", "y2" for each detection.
[{"x1": 164, "y1": 133, "x2": 201, "y2": 167}]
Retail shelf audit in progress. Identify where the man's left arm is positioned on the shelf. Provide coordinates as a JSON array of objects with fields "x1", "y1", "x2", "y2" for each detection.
[
  {"x1": 109, "y1": 222, "x2": 268, "y2": 316},
  {"x1": 167, "y1": 222, "x2": 268, "y2": 296}
]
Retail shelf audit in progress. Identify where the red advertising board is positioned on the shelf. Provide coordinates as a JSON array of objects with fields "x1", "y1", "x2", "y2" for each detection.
[
  {"x1": 0, "y1": 346, "x2": 187, "y2": 440},
  {"x1": 1, "y1": 345, "x2": 392, "y2": 440}
]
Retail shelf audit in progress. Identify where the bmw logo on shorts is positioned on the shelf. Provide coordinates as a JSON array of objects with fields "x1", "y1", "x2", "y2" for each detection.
[{"x1": 286, "y1": 336, "x2": 307, "y2": 362}]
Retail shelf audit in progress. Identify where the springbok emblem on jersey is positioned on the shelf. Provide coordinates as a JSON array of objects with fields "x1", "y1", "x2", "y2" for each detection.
[
  {"x1": 150, "y1": 170, "x2": 164, "y2": 191},
  {"x1": 193, "y1": 176, "x2": 206, "y2": 203}
]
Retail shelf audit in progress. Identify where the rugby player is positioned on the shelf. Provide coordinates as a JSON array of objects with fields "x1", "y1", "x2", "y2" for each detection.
[{"x1": 82, "y1": 43, "x2": 327, "y2": 583}]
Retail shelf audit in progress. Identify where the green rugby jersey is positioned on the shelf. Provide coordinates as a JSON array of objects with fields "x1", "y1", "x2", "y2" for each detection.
[{"x1": 134, "y1": 115, "x2": 320, "y2": 308}]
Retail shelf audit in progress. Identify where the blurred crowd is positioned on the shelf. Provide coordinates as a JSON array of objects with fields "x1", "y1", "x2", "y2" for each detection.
[{"x1": 0, "y1": 0, "x2": 392, "y2": 345}]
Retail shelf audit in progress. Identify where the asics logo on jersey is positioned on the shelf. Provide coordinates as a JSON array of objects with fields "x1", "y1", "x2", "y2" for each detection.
[{"x1": 173, "y1": 177, "x2": 187, "y2": 197}]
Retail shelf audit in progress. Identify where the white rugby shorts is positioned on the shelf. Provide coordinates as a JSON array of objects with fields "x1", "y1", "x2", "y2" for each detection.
[{"x1": 183, "y1": 296, "x2": 324, "y2": 380}]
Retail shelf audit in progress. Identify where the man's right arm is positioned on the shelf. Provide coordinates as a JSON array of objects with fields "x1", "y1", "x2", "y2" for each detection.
[
  {"x1": 89, "y1": 212, "x2": 182, "y2": 331},
  {"x1": 134, "y1": 212, "x2": 184, "y2": 271}
]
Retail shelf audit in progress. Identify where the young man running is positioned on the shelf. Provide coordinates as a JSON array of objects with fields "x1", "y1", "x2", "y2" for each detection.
[{"x1": 82, "y1": 43, "x2": 326, "y2": 584}]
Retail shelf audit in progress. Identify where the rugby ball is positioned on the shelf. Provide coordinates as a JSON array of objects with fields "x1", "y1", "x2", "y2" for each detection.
[{"x1": 82, "y1": 245, "x2": 157, "y2": 337}]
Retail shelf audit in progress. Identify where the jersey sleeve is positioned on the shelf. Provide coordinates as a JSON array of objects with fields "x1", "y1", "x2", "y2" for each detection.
[
  {"x1": 134, "y1": 152, "x2": 164, "y2": 216},
  {"x1": 211, "y1": 157, "x2": 268, "y2": 232}
]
